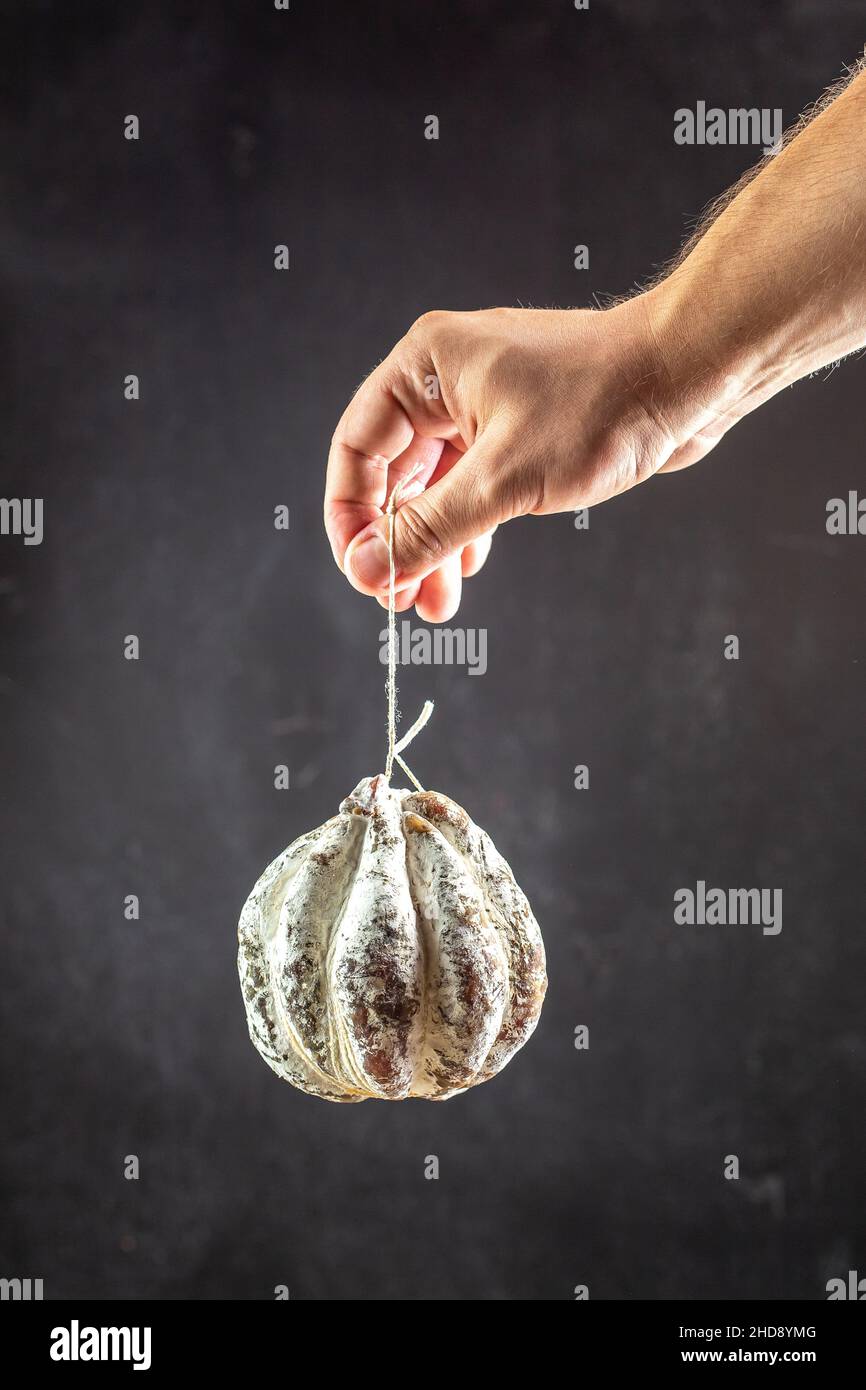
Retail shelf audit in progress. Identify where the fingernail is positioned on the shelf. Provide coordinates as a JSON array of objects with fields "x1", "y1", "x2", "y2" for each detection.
[{"x1": 347, "y1": 531, "x2": 390, "y2": 589}]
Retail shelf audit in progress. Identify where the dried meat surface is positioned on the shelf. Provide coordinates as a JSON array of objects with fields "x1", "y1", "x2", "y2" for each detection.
[{"x1": 237, "y1": 775, "x2": 547, "y2": 1101}]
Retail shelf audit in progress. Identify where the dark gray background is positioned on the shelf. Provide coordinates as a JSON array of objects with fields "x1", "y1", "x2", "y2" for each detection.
[{"x1": 1, "y1": 0, "x2": 864, "y2": 1301}]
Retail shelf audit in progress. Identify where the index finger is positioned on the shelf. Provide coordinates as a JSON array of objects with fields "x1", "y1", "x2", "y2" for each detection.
[{"x1": 324, "y1": 362, "x2": 415, "y2": 570}]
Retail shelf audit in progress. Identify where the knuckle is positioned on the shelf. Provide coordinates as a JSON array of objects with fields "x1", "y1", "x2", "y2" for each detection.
[
  {"x1": 329, "y1": 424, "x2": 389, "y2": 471},
  {"x1": 396, "y1": 500, "x2": 448, "y2": 567},
  {"x1": 411, "y1": 308, "x2": 449, "y2": 338}
]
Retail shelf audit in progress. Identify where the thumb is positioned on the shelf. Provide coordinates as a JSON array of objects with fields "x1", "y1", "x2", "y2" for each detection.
[{"x1": 345, "y1": 434, "x2": 513, "y2": 593}]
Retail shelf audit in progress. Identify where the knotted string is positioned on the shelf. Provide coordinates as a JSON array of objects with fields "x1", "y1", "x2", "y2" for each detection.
[{"x1": 384, "y1": 466, "x2": 433, "y2": 789}]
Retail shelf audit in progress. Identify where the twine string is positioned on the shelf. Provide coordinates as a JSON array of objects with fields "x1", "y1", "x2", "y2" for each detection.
[{"x1": 383, "y1": 467, "x2": 433, "y2": 790}]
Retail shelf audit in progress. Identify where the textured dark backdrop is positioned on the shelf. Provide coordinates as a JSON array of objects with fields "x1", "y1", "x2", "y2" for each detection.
[{"x1": 1, "y1": 0, "x2": 864, "y2": 1301}]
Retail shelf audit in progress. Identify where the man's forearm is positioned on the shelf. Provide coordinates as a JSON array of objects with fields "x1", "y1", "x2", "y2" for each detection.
[{"x1": 647, "y1": 62, "x2": 866, "y2": 442}]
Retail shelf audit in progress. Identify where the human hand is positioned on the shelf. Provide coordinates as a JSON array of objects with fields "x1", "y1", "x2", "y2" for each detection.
[
  {"x1": 324, "y1": 293, "x2": 735, "y2": 622},
  {"x1": 326, "y1": 65, "x2": 866, "y2": 622}
]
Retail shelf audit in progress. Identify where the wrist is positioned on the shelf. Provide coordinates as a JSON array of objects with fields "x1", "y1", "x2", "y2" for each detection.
[{"x1": 637, "y1": 274, "x2": 777, "y2": 447}]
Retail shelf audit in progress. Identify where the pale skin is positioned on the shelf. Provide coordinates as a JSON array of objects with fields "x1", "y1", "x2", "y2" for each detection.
[{"x1": 325, "y1": 63, "x2": 866, "y2": 622}]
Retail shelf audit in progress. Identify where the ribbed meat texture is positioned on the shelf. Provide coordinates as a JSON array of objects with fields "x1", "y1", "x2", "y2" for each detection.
[
  {"x1": 238, "y1": 774, "x2": 547, "y2": 1101},
  {"x1": 328, "y1": 784, "x2": 422, "y2": 1099},
  {"x1": 238, "y1": 819, "x2": 364, "y2": 1102},
  {"x1": 403, "y1": 791, "x2": 547, "y2": 1084},
  {"x1": 405, "y1": 818, "x2": 508, "y2": 1098}
]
